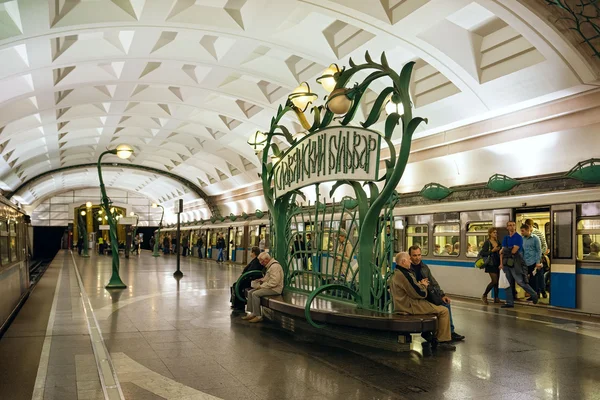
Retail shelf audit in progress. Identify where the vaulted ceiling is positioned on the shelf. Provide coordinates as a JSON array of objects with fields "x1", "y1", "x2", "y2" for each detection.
[{"x1": 0, "y1": 0, "x2": 598, "y2": 214}]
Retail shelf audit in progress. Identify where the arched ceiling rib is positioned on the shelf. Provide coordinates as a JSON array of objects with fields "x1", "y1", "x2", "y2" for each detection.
[
  {"x1": 0, "y1": 0, "x2": 598, "y2": 204},
  {"x1": 9, "y1": 164, "x2": 212, "y2": 216}
]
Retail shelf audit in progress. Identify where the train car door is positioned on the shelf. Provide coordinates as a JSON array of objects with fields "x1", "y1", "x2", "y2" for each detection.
[
  {"x1": 258, "y1": 225, "x2": 268, "y2": 252},
  {"x1": 228, "y1": 227, "x2": 235, "y2": 262},
  {"x1": 549, "y1": 204, "x2": 577, "y2": 308},
  {"x1": 514, "y1": 208, "x2": 551, "y2": 304}
]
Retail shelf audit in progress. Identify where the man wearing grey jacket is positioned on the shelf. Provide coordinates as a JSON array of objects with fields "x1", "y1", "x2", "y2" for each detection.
[{"x1": 242, "y1": 252, "x2": 284, "y2": 323}]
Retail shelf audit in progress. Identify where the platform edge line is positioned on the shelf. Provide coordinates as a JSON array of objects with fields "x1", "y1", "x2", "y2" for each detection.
[
  {"x1": 69, "y1": 251, "x2": 125, "y2": 400},
  {"x1": 30, "y1": 253, "x2": 65, "y2": 400}
]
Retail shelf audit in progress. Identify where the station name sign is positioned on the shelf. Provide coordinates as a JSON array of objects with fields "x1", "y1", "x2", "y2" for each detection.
[{"x1": 273, "y1": 127, "x2": 381, "y2": 199}]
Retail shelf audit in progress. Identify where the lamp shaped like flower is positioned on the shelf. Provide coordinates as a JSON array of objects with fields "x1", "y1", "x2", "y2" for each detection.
[
  {"x1": 316, "y1": 64, "x2": 340, "y2": 93},
  {"x1": 247, "y1": 131, "x2": 268, "y2": 153},
  {"x1": 385, "y1": 96, "x2": 405, "y2": 116},
  {"x1": 288, "y1": 82, "x2": 318, "y2": 112}
]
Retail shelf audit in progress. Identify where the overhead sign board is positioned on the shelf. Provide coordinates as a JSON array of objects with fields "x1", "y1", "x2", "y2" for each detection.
[
  {"x1": 273, "y1": 127, "x2": 381, "y2": 199},
  {"x1": 118, "y1": 217, "x2": 137, "y2": 225}
]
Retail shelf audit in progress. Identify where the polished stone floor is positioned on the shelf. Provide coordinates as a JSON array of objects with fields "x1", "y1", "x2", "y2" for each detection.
[{"x1": 2, "y1": 250, "x2": 600, "y2": 400}]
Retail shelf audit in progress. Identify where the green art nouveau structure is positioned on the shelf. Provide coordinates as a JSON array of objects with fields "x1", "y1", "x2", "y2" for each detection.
[{"x1": 248, "y1": 52, "x2": 428, "y2": 327}]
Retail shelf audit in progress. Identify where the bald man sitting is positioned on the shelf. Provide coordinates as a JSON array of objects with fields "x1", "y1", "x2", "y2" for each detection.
[{"x1": 390, "y1": 252, "x2": 455, "y2": 351}]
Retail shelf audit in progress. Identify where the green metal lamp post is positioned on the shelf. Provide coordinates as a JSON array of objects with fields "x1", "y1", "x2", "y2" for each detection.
[
  {"x1": 98, "y1": 144, "x2": 134, "y2": 289},
  {"x1": 78, "y1": 209, "x2": 89, "y2": 258},
  {"x1": 151, "y1": 203, "x2": 164, "y2": 257}
]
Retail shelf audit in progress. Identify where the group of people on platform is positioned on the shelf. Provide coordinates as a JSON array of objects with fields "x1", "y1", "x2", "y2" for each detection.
[
  {"x1": 479, "y1": 219, "x2": 548, "y2": 307},
  {"x1": 158, "y1": 233, "x2": 237, "y2": 262}
]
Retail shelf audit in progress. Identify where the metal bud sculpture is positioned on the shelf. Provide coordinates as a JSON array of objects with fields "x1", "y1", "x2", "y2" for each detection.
[
  {"x1": 249, "y1": 51, "x2": 427, "y2": 326},
  {"x1": 326, "y1": 88, "x2": 352, "y2": 115}
]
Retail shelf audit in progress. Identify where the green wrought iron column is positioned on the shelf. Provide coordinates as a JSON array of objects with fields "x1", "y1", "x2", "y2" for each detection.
[
  {"x1": 152, "y1": 203, "x2": 164, "y2": 257},
  {"x1": 98, "y1": 144, "x2": 134, "y2": 289}
]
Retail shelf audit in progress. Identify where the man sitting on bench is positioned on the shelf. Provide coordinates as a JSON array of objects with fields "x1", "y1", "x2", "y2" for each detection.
[
  {"x1": 231, "y1": 246, "x2": 264, "y2": 311},
  {"x1": 390, "y1": 252, "x2": 456, "y2": 351},
  {"x1": 242, "y1": 252, "x2": 283, "y2": 323}
]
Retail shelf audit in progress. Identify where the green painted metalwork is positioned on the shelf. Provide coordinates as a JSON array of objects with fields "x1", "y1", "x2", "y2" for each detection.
[
  {"x1": 77, "y1": 209, "x2": 89, "y2": 258},
  {"x1": 567, "y1": 158, "x2": 600, "y2": 183},
  {"x1": 255, "y1": 210, "x2": 265, "y2": 218},
  {"x1": 252, "y1": 51, "x2": 427, "y2": 319},
  {"x1": 152, "y1": 204, "x2": 164, "y2": 257},
  {"x1": 487, "y1": 174, "x2": 519, "y2": 192},
  {"x1": 546, "y1": 0, "x2": 600, "y2": 59},
  {"x1": 241, "y1": 212, "x2": 249, "y2": 220},
  {"x1": 420, "y1": 183, "x2": 452, "y2": 200},
  {"x1": 304, "y1": 284, "x2": 362, "y2": 329},
  {"x1": 234, "y1": 270, "x2": 265, "y2": 303},
  {"x1": 229, "y1": 214, "x2": 237, "y2": 222},
  {"x1": 98, "y1": 150, "x2": 127, "y2": 289}
]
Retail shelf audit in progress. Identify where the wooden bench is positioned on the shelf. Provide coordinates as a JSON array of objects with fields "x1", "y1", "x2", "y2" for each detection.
[{"x1": 259, "y1": 291, "x2": 437, "y2": 334}]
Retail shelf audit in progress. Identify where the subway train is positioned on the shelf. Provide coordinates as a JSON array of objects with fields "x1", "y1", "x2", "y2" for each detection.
[
  {"x1": 0, "y1": 198, "x2": 30, "y2": 333},
  {"x1": 158, "y1": 215, "x2": 270, "y2": 264},
  {"x1": 391, "y1": 186, "x2": 600, "y2": 315},
  {"x1": 160, "y1": 185, "x2": 600, "y2": 315}
]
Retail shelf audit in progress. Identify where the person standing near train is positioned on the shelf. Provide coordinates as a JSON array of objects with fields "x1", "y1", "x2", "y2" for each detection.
[
  {"x1": 216, "y1": 233, "x2": 226, "y2": 263},
  {"x1": 521, "y1": 224, "x2": 543, "y2": 302},
  {"x1": 500, "y1": 221, "x2": 538, "y2": 308},
  {"x1": 480, "y1": 227, "x2": 501, "y2": 304}
]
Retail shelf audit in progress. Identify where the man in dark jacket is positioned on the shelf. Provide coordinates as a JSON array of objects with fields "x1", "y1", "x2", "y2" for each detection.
[
  {"x1": 216, "y1": 234, "x2": 225, "y2": 263},
  {"x1": 291, "y1": 234, "x2": 307, "y2": 270},
  {"x1": 231, "y1": 247, "x2": 264, "y2": 310},
  {"x1": 409, "y1": 245, "x2": 465, "y2": 342}
]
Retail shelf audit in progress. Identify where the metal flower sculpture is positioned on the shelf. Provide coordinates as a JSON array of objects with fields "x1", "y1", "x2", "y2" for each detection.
[{"x1": 249, "y1": 51, "x2": 427, "y2": 316}]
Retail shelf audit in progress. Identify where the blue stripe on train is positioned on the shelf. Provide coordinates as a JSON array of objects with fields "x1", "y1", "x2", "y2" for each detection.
[
  {"x1": 422, "y1": 259, "x2": 600, "y2": 276},
  {"x1": 421, "y1": 259, "x2": 476, "y2": 268}
]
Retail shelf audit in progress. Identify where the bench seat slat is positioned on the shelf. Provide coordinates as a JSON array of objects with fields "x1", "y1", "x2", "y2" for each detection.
[{"x1": 260, "y1": 291, "x2": 437, "y2": 333}]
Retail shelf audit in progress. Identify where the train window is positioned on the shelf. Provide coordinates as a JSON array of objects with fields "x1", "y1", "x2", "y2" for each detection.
[
  {"x1": 0, "y1": 221, "x2": 7, "y2": 265},
  {"x1": 433, "y1": 224, "x2": 460, "y2": 257},
  {"x1": 406, "y1": 225, "x2": 428, "y2": 256},
  {"x1": 553, "y1": 211, "x2": 573, "y2": 260},
  {"x1": 576, "y1": 219, "x2": 600, "y2": 262},
  {"x1": 9, "y1": 222, "x2": 17, "y2": 262},
  {"x1": 466, "y1": 222, "x2": 492, "y2": 258}
]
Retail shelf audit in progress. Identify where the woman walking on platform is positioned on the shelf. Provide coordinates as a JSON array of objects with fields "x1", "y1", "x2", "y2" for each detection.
[{"x1": 481, "y1": 227, "x2": 501, "y2": 304}]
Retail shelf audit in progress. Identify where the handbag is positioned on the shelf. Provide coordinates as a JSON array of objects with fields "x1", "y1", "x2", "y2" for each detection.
[
  {"x1": 475, "y1": 255, "x2": 492, "y2": 269},
  {"x1": 427, "y1": 287, "x2": 444, "y2": 306},
  {"x1": 499, "y1": 269, "x2": 510, "y2": 289}
]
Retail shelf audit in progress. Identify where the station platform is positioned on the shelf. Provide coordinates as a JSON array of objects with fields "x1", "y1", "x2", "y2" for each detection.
[{"x1": 1, "y1": 251, "x2": 600, "y2": 400}]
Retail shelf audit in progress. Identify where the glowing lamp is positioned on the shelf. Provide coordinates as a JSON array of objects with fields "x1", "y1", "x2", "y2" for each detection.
[
  {"x1": 385, "y1": 99, "x2": 404, "y2": 116},
  {"x1": 80, "y1": 210, "x2": 86, "y2": 216},
  {"x1": 316, "y1": 64, "x2": 340, "y2": 93},
  {"x1": 327, "y1": 88, "x2": 352, "y2": 115},
  {"x1": 152, "y1": 203, "x2": 158, "y2": 208},
  {"x1": 115, "y1": 144, "x2": 134, "y2": 159},
  {"x1": 288, "y1": 82, "x2": 318, "y2": 112},
  {"x1": 97, "y1": 217, "x2": 102, "y2": 222},
  {"x1": 247, "y1": 131, "x2": 267, "y2": 152},
  {"x1": 130, "y1": 212, "x2": 135, "y2": 217},
  {"x1": 86, "y1": 201, "x2": 92, "y2": 208}
]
